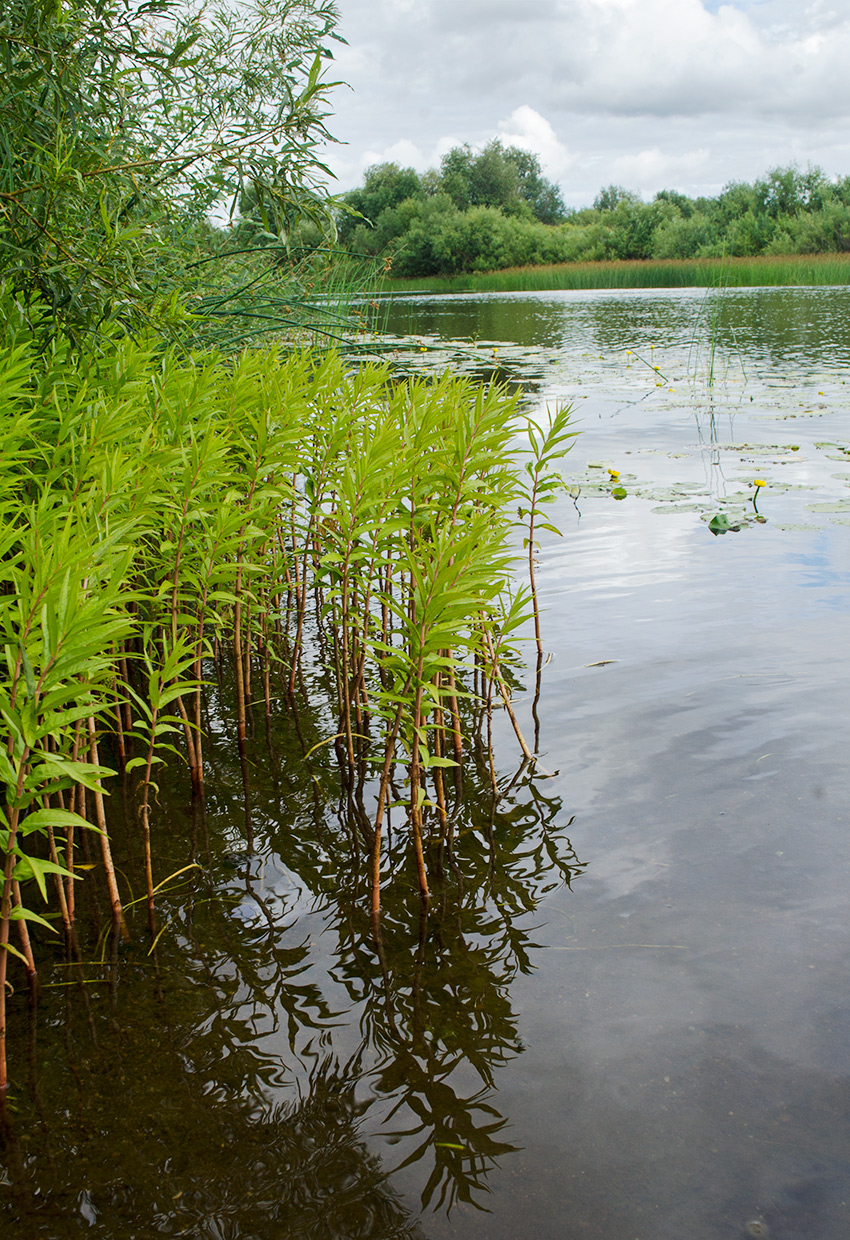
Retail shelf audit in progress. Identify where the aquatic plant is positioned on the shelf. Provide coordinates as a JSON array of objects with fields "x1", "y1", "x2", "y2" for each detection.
[
  {"x1": 0, "y1": 297, "x2": 571, "y2": 1103},
  {"x1": 517, "y1": 406, "x2": 578, "y2": 656},
  {"x1": 382, "y1": 253, "x2": 850, "y2": 295}
]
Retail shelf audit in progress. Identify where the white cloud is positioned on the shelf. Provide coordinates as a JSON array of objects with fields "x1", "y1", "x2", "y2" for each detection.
[
  {"x1": 326, "y1": 0, "x2": 850, "y2": 202},
  {"x1": 348, "y1": 135, "x2": 464, "y2": 182},
  {"x1": 525, "y1": 0, "x2": 850, "y2": 121},
  {"x1": 360, "y1": 139, "x2": 428, "y2": 172},
  {"x1": 609, "y1": 147, "x2": 711, "y2": 192},
  {"x1": 497, "y1": 106, "x2": 575, "y2": 180}
]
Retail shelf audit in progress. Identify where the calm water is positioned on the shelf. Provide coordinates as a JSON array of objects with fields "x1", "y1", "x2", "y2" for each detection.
[{"x1": 3, "y1": 288, "x2": 850, "y2": 1239}]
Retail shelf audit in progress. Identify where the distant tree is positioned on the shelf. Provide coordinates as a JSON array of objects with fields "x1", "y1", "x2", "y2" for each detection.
[
  {"x1": 467, "y1": 141, "x2": 525, "y2": 213},
  {"x1": 503, "y1": 147, "x2": 567, "y2": 223},
  {"x1": 439, "y1": 146, "x2": 478, "y2": 212},
  {"x1": 605, "y1": 199, "x2": 666, "y2": 259},
  {"x1": 338, "y1": 151, "x2": 850, "y2": 276},
  {"x1": 833, "y1": 175, "x2": 850, "y2": 208},
  {"x1": 651, "y1": 211, "x2": 717, "y2": 259},
  {"x1": 336, "y1": 163, "x2": 424, "y2": 244},
  {"x1": 593, "y1": 185, "x2": 639, "y2": 212},
  {"x1": 420, "y1": 168, "x2": 443, "y2": 197},
  {"x1": 438, "y1": 140, "x2": 565, "y2": 222},
  {"x1": 654, "y1": 189, "x2": 694, "y2": 218},
  {"x1": 713, "y1": 180, "x2": 758, "y2": 226},
  {"x1": 754, "y1": 165, "x2": 829, "y2": 218}
]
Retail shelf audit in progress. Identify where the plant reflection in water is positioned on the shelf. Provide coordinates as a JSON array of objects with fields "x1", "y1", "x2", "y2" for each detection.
[{"x1": 2, "y1": 660, "x2": 583, "y2": 1235}]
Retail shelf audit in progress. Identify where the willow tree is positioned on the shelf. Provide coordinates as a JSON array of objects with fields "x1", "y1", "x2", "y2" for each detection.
[{"x1": 0, "y1": 0, "x2": 344, "y2": 343}]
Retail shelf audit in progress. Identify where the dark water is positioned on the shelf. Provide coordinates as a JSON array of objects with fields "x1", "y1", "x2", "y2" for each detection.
[
  {"x1": 380, "y1": 285, "x2": 850, "y2": 370},
  {"x1": 4, "y1": 288, "x2": 850, "y2": 1239}
]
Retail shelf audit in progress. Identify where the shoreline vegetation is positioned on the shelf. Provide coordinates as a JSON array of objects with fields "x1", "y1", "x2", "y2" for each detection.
[
  {"x1": 329, "y1": 152, "x2": 850, "y2": 283},
  {"x1": 377, "y1": 252, "x2": 850, "y2": 295}
]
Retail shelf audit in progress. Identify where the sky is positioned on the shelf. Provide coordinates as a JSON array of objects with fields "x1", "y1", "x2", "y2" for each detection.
[{"x1": 321, "y1": 0, "x2": 850, "y2": 207}]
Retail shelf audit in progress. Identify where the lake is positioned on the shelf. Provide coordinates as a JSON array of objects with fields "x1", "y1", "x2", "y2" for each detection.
[{"x1": 3, "y1": 286, "x2": 850, "y2": 1240}]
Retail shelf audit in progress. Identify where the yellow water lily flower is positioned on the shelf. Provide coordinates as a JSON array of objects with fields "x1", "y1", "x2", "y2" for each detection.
[{"x1": 753, "y1": 478, "x2": 766, "y2": 487}]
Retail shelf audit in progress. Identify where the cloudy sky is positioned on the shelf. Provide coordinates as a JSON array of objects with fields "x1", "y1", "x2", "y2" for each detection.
[{"x1": 322, "y1": 0, "x2": 850, "y2": 207}]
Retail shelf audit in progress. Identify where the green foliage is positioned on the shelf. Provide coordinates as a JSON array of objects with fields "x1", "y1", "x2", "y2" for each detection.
[
  {"x1": 336, "y1": 140, "x2": 569, "y2": 275},
  {"x1": 517, "y1": 405, "x2": 577, "y2": 652},
  {"x1": 438, "y1": 141, "x2": 566, "y2": 222},
  {"x1": 381, "y1": 254, "x2": 850, "y2": 294},
  {"x1": 340, "y1": 156, "x2": 850, "y2": 278},
  {"x1": 335, "y1": 162, "x2": 425, "y2": 246},
  {"x1": 0, "y1": 0, "x2": 344, "y2": 343},
  {"x1": 593, "y1": 185, "x2": 639, "y2": 212},
  {"x1": 0, "y1": 284, "x2": 573, "y2": 1088}
]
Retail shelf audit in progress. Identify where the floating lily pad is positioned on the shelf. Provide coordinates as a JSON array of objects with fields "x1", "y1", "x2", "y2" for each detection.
[
  {"x1": 637, "y1": 486, "x2": 706, "y2": 502},
  {"x1": 637, "y1": 449, "x2": 692, "y2": 458},
  {"x1": 651, "y1": 503, "x2": 707, "y2": 514},
  {"x1": 712, "y1": 442, "x2": 796, "y2": 453},
  {"x1": 807, "y1": 500, "x2": 850, "y2": 513}
]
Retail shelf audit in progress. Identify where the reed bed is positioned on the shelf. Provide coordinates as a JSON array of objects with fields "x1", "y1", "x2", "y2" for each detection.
[
  {"x1": 383, "y1": 253, "x2": 850, "y2": 295},
  {"x1": 0, "y1": 291, "x2": 572, "y2": 1102}
]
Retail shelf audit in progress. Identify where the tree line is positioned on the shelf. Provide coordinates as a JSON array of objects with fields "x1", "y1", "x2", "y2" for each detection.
[{"x1": 326, "y1": 154, "x2": 850, "y2": 278}]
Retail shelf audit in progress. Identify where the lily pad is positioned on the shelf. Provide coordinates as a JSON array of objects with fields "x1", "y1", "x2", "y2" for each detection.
[{"x1": 651, "y1": 503, "x2": 707, "y2": 514}]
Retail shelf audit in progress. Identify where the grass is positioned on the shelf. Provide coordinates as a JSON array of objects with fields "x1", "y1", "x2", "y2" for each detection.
[{"x1": 381, "y1": 253, "x2": 850, "y2": 295}]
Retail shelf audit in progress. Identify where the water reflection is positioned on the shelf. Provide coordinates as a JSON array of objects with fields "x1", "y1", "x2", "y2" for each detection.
[
  {"x1": 382, "y1": 286, "x2": 850, "y2": 386},
  {"x1": 1, "y1": 686, "x2": 584, "y2": 1234},
  {"x1": 2, "y1": 1042, "x2": 425, "y2": 1239}
]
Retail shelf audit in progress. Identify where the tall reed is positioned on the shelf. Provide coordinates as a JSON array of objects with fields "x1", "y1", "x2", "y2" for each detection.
[{"x1": 383, "y1": 252, "x2": 850, "y2": 294}]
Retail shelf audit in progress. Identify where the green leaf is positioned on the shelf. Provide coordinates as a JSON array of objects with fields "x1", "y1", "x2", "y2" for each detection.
[
  {"x1": 28, "y1": 759, "x2": 115, "y2": 793},
  {"x1": 1, "y1": 941, "x2": 29, "y2": 964},
  {"x1": 20, "y1": 645, "x2": 37, "y2": 700},
  {"x1": 418, "y1": 753, "x2": 458, "y2": 770},
  {"x1": 12, "y1": 854, "x2": 76, "y2": 901},
  {"x1": 9, "y1": 905, "x2": 58, "y2": 933},
  {"x1": 708, "y1": 513, "x2": 741, "y2": 535},
  {"x1": 21, "y1": 808, "x2": 102, "y2": 836}
]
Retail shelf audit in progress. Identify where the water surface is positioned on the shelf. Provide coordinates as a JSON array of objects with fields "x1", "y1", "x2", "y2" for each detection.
[{"x1": 3, "y1": 287, "x2": 850, "y2": 1240}]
